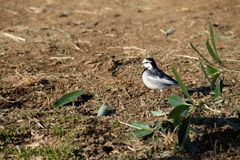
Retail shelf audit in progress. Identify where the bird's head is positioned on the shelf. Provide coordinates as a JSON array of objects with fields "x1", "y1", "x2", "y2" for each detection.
[{"x1": 141, "y1": 58, "x2": 157, "y2": 69}]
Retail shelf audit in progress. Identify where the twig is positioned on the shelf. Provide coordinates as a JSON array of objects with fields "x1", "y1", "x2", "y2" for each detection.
[
  {"x1": 127, "y1": 146, "x2": 135, "y2": 151},
  {"x1": 16, "y1": 146, "x2": 21, "y2": 153},
  {"x1": 68, "y1": 40, "x2": 84, "y2": 52},
  {"x1": 158, "y1": 131, "x2": 172, "y2": 143},
  {"x1": 33, "y1": 118, "x2": 44, "y2": 129},
  {"x1": 14, "y1": 77, "x2": 29, "y2": 88},
  {"x1": 119, "y1": 121, "x2": 142, "y2": 129},
  {"x1": 51, "y1": 27, "x2": 71, "y2": 37},
  {"x1": 2, "y1": 32, "x2": 26, "y2": 42},
  {"x1": 107, "y1": 46, "x2": 122, "y2": 49},
  {"x1": 171, "y1": 125, "x2": 179, "y2": 141},
  {"x1": 160, "y1": 29, "x2": 167, "y2": 35},
  {"x1": 111, "y1": 133, "x2": 117, "y2": 137},
  {"x1": 49, "y1": 56, "x2": 74, "y2": 60},
  {"x1": 4, "y1": 9, "x2": 18, "y2": 15},
  {"x1": 123, "y1": 46, "x2": 144, "y2": 50},
  {"x1": 74, "y1": 10, "x2": 97, "y2": 15},
  {"x1": 27, "y1": 116, "x2": 44, "y2": 128},
  {"x1": 0, "y1": 59, "x2": 19, "y2": 69},
  {"x1": 0, "y1": 95, "x2": 22, "y2": 103},
  {"x1": 176, "y1": 55, "x2": 199, "y2": 59},
  {"x1": 204, "y1": 104, "x2": 221, "y2": 113},
  {"x1": 78, "y1": 40, "x2": 91, "y2": 44}
]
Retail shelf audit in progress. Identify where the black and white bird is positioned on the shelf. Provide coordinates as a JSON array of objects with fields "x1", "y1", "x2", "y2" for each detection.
[{"x1": 141, "y1": 58, "x2": 195, "y2": 97}]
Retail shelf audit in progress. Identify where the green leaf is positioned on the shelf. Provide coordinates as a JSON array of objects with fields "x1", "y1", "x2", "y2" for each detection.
[
  {"x1": 173, "y1": 116, "x2": 181, "y2": 127},
  {"x1": 54, "y1": 90, "x2": 84, "y2": 109},
  {"x1": 154, "y1": 121, "x2": 162, "y2": 131},
  {"x1": 190, "y1": 42, "x2": 212, "y2": 65},
  {"x1": 168, "y1": 105, "x2": 191, "y2": 119},
  {"x1": 143, "y1": 137, "x2": 163, "y2": 145},
  {"x1": 215, "y1": 99, "x2": 223, "y2": 104},
  {"x1": 151, "y1": 111, "x2": 166, "y2": 117},
  {"x1": 181, "y1": 108, "x2": 191, "y2": 116},
  {"x1": 178, "y1": 116, "x2": 192, "y2": 149},
  {"x1": 211, "y1": 73, "x2": 220, "y2": 85},
  {"x1": 222, "y1": 118, "x2": 240, "y2": 130},
  {"x1": 171, "y1": 66, "x2": 192, "y2": 99},
  {"x1": 162, "y1": 151, "x2": 173, "y2": 156},
  {"x1": 237, "y1": 109, "x2": 240, "y2": 117},
  {"x1": 97, "y1": 105, "x2": 108, "y2": 117},
  {"x1": 217, "y1": 35, "x2": 236, "y2": 39},
  {"x1": 209, "y1": 23, "x2": 218, "y2": 57},
  {"x1": 206, "y1": 39, "x2": 221, "y2": 64},
  {"x1": 199, "y1": 61, "x2": 212, "y2": 89},
  {"x1": 214, "y1": 77, "x2": 224, "y2": 98},
  {"x1": 198, "y1": 101, "x2": 205, "y2": 108},
  {"x1": 206, "y1": 65, "x2": 220, "y2": 75},
  {"x1": 168, "y1": 95, "x2": 187, "y2": 107},
  {"x1": 190, "y1": 127, "x2": 204, "y2": 135},
  {"x1": 174, "y1": 142, "x2": 178, "y2": 152},
  {"x1": 127, "y1": 129, "x2": 153, "y2": 139},
  {"x1": 131, "y1": 121, "x2": 151, "y2": 130},
  {"x1": 182, "y1": 136, "x2": 195, "y2": 152},
  {"x1": 226, "y1": 59, "x2": 240, "y2": 63},
  {"x1": 166, "y1": 28, "x2": 175, "y2": 35}
]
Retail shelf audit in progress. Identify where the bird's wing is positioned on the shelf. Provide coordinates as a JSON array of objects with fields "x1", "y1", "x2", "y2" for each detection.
[{"x1": 155, "y1": 69, "x2": 178, "y2": 85}]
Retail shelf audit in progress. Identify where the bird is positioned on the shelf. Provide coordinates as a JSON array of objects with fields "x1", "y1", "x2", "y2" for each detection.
[{"x1": 141, "y1": 58, "x2": 196, "y2": 99}]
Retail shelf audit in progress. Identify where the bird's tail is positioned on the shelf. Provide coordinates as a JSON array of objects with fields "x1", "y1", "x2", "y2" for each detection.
[
  {"x1": 172, "y1": 85, "x2": 200, "y2": 91},
  {"x1": 186, "y1": 86, "x2": 199, "y2": 91}
]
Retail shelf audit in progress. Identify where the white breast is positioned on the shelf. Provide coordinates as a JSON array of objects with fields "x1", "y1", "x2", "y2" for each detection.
[{"x1": 142, "y1": 71, "x2": 163, "y2": 91}]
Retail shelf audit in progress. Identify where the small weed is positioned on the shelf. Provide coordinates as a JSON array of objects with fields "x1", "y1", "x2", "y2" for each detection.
[
  {"x1": 58, "y1": 115, "x2": 74, "y2": 123},
  {"x1": 80, "y1": 117, "x2": 92, "y2": 124},
  {"x1": 0, "y1": 128, "x2": 16, "y2": 144},
  {"x1": 17, "y1": 146, "x2": 75, "y2": 159},
  {"x1": 145, "y1": 150, "x2": 153, "y2": 157},
  {"x1": 112, "y1": 121, "x2": 120, "y2": 128},
  {"x1": 56, "y1": 114, "x2": 83, "y2": 123},
  {"x1": 52, "y1": 125, "x2": 68, "y2": 136},
  {"x1": 0, "y1": 146, "x2": 19, "y2": 155},
  {"x1": 66, "y1": 127, "x2": 88, "y2": 138}
]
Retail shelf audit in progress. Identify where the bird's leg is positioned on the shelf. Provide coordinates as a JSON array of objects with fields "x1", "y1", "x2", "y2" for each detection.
[{"x1": 157, "y1": 90, "x2": 163, "y2": 102}]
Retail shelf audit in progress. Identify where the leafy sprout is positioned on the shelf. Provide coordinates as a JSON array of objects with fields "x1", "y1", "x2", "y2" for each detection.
[{"x1": 54, "y1": 90, "x2": 84, "y2": 109}]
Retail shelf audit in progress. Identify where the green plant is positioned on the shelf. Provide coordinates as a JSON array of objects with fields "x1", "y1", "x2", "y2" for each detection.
[
  {"x1": 167, "y1": 66, "x2": 203, "y2": 152},
  {"x1": 125, "y1": 23, "x2": 240, "y2": 153},
  {"x1": 54, "y1": 90, "x2": 84, "y2": 109},
  {"x1": 18, "y1": 146, "x2": 74, "y2": 159},
  {"x1": 191, "y1": 23, "x2": 240, "y2": 95},
  {"x1": 112, "y1": 121, "x2": 121, "y2": 128},
  {"x1": 52, "y1": 125, "x2": 68, "y2": 136},
  {"x1": 126, "y1": 121, "x2": 154, "y2": 140},
  {"x1": 124, "y1": 120, "x2": 168, "y2": 146},
  {"x1": 166, "y1": 23, "x2": 240, "y2": 151}
]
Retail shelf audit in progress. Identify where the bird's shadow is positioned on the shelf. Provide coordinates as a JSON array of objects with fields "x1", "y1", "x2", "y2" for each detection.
[
  {"x1": 185, "y1": 84, "x2": 232, "y2": 96},
  {"x1": 189, "y1": 117, "x2": 240, "y2": 154}
]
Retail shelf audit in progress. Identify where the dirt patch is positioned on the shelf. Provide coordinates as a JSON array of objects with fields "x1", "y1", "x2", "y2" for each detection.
[{"x1": 1, "y1": 0, "x2": 240, "y2": 159}]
